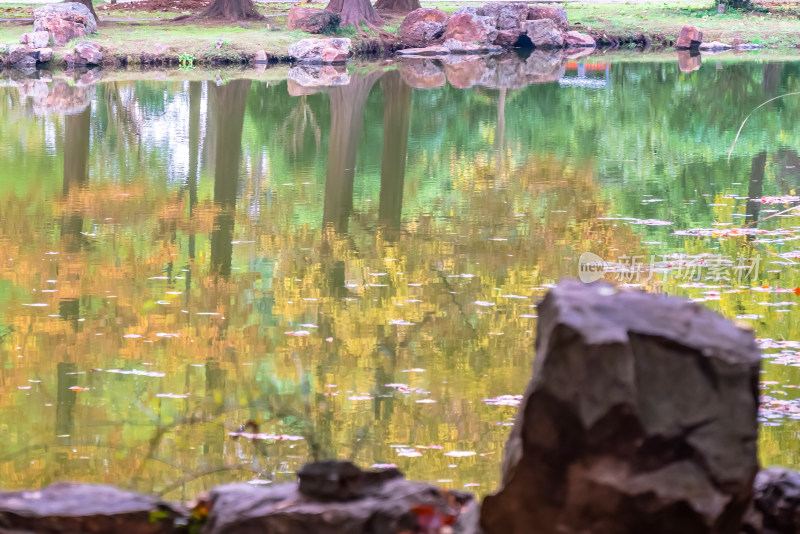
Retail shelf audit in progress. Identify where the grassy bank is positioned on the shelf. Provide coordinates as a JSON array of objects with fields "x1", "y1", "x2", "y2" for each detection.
[{"x1": 2, "y1": 0, "x2": 800, "y2": 67}]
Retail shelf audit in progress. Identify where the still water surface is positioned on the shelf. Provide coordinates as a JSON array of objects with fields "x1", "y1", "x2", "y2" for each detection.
[{"x1": 2, "y1": 53, "x2": 800, "y2": 498}]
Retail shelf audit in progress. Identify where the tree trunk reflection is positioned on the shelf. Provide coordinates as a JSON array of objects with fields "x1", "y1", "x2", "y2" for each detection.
[
  {"x1": 210, "y1": 80, "x2": 251, "y2": 276},
  {"x1": 378, "y1": 70, "x2": 411, "y2": 240}
]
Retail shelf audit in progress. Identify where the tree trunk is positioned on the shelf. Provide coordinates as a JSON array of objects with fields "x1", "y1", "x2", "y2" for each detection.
[
  {"x1": 203, "y1": 0, "x2": 261, "y2": 21},
  {"x1": 210, "y1": 79, "x2": 251, "y2": 276},
  {"x1": 378, "y1": 70, "x2": 411, "y2": 239},
  {"x1": 325, "y1": 0, "x2": 382, "y2": 27},
  {"x1": 71, "y1": 0, "x2": 98, "y2": 22},
  {"x1": 374, "y1": 0, "x2": 419, "y2": 13}
]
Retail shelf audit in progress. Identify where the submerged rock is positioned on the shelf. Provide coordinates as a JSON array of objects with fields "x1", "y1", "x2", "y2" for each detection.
[
  {"x1": 397, "y1": 7, "x2": 448, "y2": 48},
  {"x1": 443, "y1": 39, "x2": 502, "y2": 54},
  {"x1": 202, "y1": 461, "x2": 477, "y2": 534},
  {"x1": 33, "y1": 3, "x2": 97, "y2": 46},
  {"x1": 700, "y1": 40, "x2": 733, "y2": 51},
  {"x1": 0, "y1": 482, "x2": 185, "y2": 534},
  {"x1": 288, "y1": 38, "x2": 350, "y2": 64},
  {"x1": 443, "y1": 13, "x2": 498, "y2": 45},
  {"x1": 676, "y1": 24, "x2": 703, "y2": 49},
  {"x1": 288, "y1": 7, "x2": 340, "y2": 34},
  {"x1": 481, "y1": 280, "x2": 760, "y2": 534},
  {"x1": 396, "y1": 45, "x2": 450, "y2": 56}
]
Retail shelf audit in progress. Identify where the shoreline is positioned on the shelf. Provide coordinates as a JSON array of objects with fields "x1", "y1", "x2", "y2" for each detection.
[{"x1": 2, "y1": 0, "x2": 800, "y2": 70}]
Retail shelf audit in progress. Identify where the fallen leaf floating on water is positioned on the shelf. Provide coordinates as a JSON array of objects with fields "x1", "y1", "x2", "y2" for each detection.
[
  {"x1": 444, "y1": 451, "x2": 476, "y2": 458},
  {"x1": 370, "y1": 463, "x2": 398, "y2": 469},
  {"x1": 106, "y1": 369, "x2": 165, "y2": 378},
  {"x1": 228, "y1": 432, "x2": 304, "y2": 441},
  {"x1": 483, "y1": 395, "x2": 524, "y2": 406},
  {"x1": 753, "y1": 196, "x2": 800, "y2": 204}
]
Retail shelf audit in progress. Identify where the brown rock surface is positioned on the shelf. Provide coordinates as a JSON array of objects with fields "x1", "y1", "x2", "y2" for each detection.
[
  {"x1": 527, "y1": 5, "x2": 569, "y2": 31},
  {"x1": 522, "y1": 19, "x2": 564, "y2": 49},
  {"x1": 397, "y1": 8, "x2": 448, "y2": 48},
  {"x1": 33, "y1": 3, "x2": 96, "y2": 46},
  {"x1": 493, "y1": 29, "x2": 523, "y2": 47},
  {"x1": 443, "y1": 13, "x2": 498, "y2": 45},
  {"x1": 481, "y1": 280, "x2": 761, "y2": 534},
  {"x1": 564, "y1": 31, "x2": 596, "y2": 48},
  {"x1": 676, "y1": 24, "x2": 703, "y2": 49},
  {"x1": 477, "y1": 2, "x2": 528, "y2": 30}
]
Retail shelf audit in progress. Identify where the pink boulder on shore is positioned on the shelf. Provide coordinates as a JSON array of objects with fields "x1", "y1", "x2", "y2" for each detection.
[
  {"x1": 397, "y1": 8, "x2": 449, "y2": 48},
  {"x1": 676, "y1": 24, "x2": 703, "y2": 49}
]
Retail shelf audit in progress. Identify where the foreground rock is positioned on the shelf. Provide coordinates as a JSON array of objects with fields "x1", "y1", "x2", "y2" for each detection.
[
  {"x1": 481, "y1": 280, "x2": 760, "y2": 534},
  {"x1": 676, "y1": 24, "x2": 703, "y2": 49},
  {"x1": 288, "y1": 38, "x2": 350, "y2": 64},
  {"x1": 747, "y1": 467, "x2": 800, "y2": 533},
  {"x1": 288, "y1": 7, "x2": 340, "y2": 34},
  {"x1": 33, "y1": 3, "x2": 97, "y2": 46},
  {"x1": 0, "y1": 482, "x2": 185, "y2": 534},
  {"x1": 202, "y1": 461, "x2": 478, "y2": 534},
  {"x1": 397, "y1": 7, "x2": 448, "y2": 48}
]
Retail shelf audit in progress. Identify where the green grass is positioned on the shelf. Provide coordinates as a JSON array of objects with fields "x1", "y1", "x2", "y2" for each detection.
[{"x1": 564, "y1": 0, "x2": 800, "y2": 47}]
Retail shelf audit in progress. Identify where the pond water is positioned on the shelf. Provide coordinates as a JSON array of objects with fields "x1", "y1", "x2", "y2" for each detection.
[{"x1": 2, "y1": 51, "x2": 800, "y2": 499}]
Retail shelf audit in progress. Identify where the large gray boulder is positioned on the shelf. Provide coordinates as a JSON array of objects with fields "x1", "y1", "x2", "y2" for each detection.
[
  {"x1": 443, "y1": 13, "x2": 498, "y2": 45},
  {"x1": 523, "y1": 19, "x2": 564, "y2": 49},
  {"x1": 527, "y1": 5, "x2": 569, "y2": 31},
  {"x1": 397, "y1": 7, "x2": 448, "y2": 48},
  {"x1": 33, "y1": 3, "x2": 97, "y2": 46},
  {"x1": 477, "y1": 2, "x2": 528, "y2": 30},
  {"x1": 0, "y1": 482, "x2": 185, "y2": 534},
  {"x1": 481, "y1": 280, "x2": 761, "y2": 534}
]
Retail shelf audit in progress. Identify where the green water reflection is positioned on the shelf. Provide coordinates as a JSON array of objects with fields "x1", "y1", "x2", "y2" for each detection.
[{"x1": 2, "y1": 54, "x2": 800, "y2": 498}]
